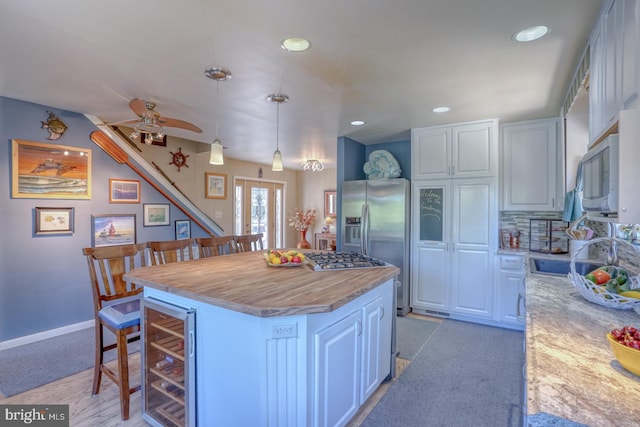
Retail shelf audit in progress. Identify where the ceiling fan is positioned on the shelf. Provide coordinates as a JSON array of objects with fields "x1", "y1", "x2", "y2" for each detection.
[{"x1": 112, "y1": 98, "x2": 203, "y2": 144}]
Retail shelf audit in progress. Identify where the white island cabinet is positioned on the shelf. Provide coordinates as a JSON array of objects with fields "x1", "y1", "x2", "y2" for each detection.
[{"x1": 125, "y1": 251, "x2": 397, "y2": 427}]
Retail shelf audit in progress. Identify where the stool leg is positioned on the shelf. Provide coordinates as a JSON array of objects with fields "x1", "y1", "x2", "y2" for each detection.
[
  {"x1": 116, "y1": 330, "x2": 131, "y2": 420},
  {"x1": 92, "y1": 321, "x2": 104, "y2": 395}
]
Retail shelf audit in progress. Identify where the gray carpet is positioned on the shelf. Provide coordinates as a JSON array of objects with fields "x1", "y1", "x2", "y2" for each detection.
[
  {"x1": 364, "y1": 319, "x2": 525, "y2": 427},
  {"x1": 0, "y1": 327, "x2": 137, "y2": 397},
  {"x1": 396, "y1": 316, "x2": 439, "y2": 361}
]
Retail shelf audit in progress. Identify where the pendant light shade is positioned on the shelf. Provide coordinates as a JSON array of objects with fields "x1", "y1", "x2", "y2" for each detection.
[
  {"x1": 272, "y1": 149, "x2": 283, "y2": 171},
  {"x1": 267, "y1": 93, "x2": 288, "y2": 172},
  {"x1": 209, "y1": 138, "x2": 224, "y2": 165},
  {"x1": 205, "y1": 67, "x2": 232, "y2": 165}
]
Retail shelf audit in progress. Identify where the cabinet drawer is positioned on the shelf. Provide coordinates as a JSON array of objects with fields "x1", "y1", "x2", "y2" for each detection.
[{"x1": 500, "y1": 256, "x2": 525, "y2": 271}]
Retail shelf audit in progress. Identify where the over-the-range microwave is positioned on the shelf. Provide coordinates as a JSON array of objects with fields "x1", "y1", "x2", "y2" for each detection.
[{"x1": 582, "y1": 134, "x2": 619, "y2": 215}]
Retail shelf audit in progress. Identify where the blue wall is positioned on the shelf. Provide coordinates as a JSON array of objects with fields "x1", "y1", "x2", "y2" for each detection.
[
  {"x1": 0, "y1": 97, "x2": 207, "y2": 341},
  {"x1": 335, "y1": 136, "x2": 411, "y2": 249}
]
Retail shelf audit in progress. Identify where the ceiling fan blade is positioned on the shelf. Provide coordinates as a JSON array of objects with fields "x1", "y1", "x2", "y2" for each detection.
[
  {"x1": 157, "y1": 117, "x2": 203, "y2": 133},
  {"x1": 129, "y1": 98, "x2": 148, "y2": 116}
]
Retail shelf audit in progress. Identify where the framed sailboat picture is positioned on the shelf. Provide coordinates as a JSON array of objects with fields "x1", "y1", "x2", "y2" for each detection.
[{"x1": 12, "y1": 139, "x2": 92, "y2": 199}]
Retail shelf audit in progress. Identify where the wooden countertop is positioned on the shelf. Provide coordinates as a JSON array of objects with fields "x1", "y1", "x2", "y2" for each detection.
[
  {"x1": 124, "y1": 251, "x2": 399, "y2": 317},
  {"x1": 525, "y1": 264, "x2": 640, "y2": 426}
]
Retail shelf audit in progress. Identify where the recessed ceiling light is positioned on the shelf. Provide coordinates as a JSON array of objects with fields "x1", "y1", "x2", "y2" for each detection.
[
  {"x1": 432, "y1": 106, "x2": 450, "y2": 113},
  {"x1": 281, "y1": 37, "x2": 311, "y2": 52},
  {"x1": 513, "y1": 25, "x2": 550, "y2": 42},
  {"x1": 350, "y1": 120, "x2": 365, "y2": 126}
]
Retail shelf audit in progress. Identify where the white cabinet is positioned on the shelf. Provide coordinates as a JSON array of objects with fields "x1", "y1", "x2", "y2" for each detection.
[
  {"x1": 496, "y1": 254, "x2": 526, "y2": 330},
  {"x1": 411, "y1": 120, "x2": 498, "y2": 180},
  {"x1": 501, "y1": 118, "x2": 562, "y2": 211},
  {"x1": 313, "y1": 290, "x2": 392, "y2": 427},
  {"x1": 410, "y1": 179, "x2": 496, "y2": 321},
  {"x1": 589, "y1": 0, "x2": 639, "y2": 144}
]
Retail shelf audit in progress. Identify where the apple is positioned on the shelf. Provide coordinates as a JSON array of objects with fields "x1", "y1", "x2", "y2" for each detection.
[
  {"x1": 291, "y1": 255, "x2": 302, "y2": 263},
  {"x1": 280, "y1": 255, "x2": 289, "y2": 264}
]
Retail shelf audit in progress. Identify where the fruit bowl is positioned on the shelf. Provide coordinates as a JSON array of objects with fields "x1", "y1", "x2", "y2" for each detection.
[
  {"x1": 607, "y1": 332, "x2": 640, "y2": 376},
  {"x1": 263, "y1": 249, "x2": 307, "y2": 267}
]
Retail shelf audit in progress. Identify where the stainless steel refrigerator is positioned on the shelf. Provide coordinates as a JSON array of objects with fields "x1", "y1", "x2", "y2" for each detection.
[{"x1": 341, "y1": 178, "x2": 410, "y2": 315}]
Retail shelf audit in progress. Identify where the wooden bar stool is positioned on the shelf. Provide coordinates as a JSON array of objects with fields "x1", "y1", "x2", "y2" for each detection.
[
  {"x1": 233, "y1": 233, "x2": 264, "y2": 252},
  {"x1": 148, "y1": 238, "x2": 195, "y2": 265},
  {"x1": 82, "y1": 243, "x2": 147, "y2": 420},
  {"x1": 196, "y1": 235, "x2": 236, "y2": 257}
]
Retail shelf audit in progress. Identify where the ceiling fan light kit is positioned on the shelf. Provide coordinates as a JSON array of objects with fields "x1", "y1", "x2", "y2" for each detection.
[
  {"x1": 268, "y1": 94, "x2": 289, "y2": 172},
  {"x1": 205, "y1": 67, "x2": 232, "y2": 165}
]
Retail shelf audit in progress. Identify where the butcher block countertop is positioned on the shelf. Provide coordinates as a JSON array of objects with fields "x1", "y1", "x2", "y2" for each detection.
[
  {"x1": 124, "y1": 251, "x2": 399, "y2": 317},
  {"x1": 525, "y1": 260, "x2": 640, "y2": 426}
]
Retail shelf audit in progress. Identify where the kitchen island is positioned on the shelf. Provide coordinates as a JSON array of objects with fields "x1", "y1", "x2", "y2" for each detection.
[
  {"x1": 124, "y1": 251, "x2": 399, "y2": 427},
  {"x1": 525, "y1": 265, "x2": 640, "y2": 426}
]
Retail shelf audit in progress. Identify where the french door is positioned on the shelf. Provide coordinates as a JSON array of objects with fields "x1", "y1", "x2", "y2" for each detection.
[{"x1": 234, "y1": 178, "x2": 284, "y2": 248}]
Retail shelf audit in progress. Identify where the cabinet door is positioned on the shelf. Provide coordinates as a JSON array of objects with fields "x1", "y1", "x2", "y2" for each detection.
[
  {"x1": 360, "y1": 296, "x2": 391, "y2": 403},
  {"x1": 451, "y1": 121, "x2": 496, "y2": 178},
  {"x1": 313, "y1": 310, "x2": 361, "y2": 427},
  {"x1": 604, "y1": 0, "x2": 619, "y2": 126},
  {"x1": 499, "y1": 271, "x2": 525, "y2": 325},
  {"x1": 620, "y1": 0, "x2": 638, "y2": 109},
  {"x1": 590, "y1": 16, "x2": 605, "y2": 141},
  {"x1": 450, "y1": 180, "x2": 495, "y2": 318},
  {"x1": 411, "y1": 126, "x2": 451, "y2": 179},
  {"x1": 411, "y1": 181, "x2": 450, "y2": 312},
  {"x1": 501, "y1": 118, "x2": 559, "y2": 211}
]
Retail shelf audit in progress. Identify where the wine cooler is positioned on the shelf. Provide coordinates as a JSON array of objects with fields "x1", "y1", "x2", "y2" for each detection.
[{"x1": 142, "y1": 298, "x2": 196, "y2": 427}]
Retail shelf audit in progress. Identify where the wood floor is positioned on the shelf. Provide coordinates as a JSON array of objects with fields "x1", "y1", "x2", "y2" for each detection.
[{"x1": 0, "y1": 314, "x2": 434, "y2": 426}]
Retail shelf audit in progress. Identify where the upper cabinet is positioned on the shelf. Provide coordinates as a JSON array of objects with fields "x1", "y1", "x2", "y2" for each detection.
[
  {"x1": 590, "y1": 0, "x2": 638, "y2": 145},
  {"x1": 411, "y1": 120, "x2": 498, "y2": 180},
  {"x1": 500, "y1": 118, "x2": 562, "y2": 211}
]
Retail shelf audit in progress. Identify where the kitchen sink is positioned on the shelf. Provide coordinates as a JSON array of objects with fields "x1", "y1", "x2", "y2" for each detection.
[{"x1": 529, "y1": 257, "x2": 604, "y2": 277}]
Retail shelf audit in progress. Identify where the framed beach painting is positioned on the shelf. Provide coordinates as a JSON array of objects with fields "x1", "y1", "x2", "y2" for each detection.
[
  {"x1": 144, "y1": 203, "x2": 170, "y2": 226},
  {"x1": 35, "y1": 207, "x2": 74, "y2": 235},
  {"x1": 91, "y1": 214, "x2": 136, "y2": 247},
  {"x1": 205, "y1": 172, "x2": 227, "y2": 199},
  {"x1": 12, "y1": 139, "x2": 92, "y2": 199},
  {"x1": 109, "y1": 179, "x2": 140, "y2": 203}
]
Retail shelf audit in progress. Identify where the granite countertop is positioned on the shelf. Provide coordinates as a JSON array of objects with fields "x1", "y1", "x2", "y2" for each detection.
[{"x1": 525, "y1": 261, "x2": 640, "y2": 426}]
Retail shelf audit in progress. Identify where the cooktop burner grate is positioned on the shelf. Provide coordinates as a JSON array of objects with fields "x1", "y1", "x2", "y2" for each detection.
[{"x1": 305, "y1": 251, "x2": 388, "y2": 271}]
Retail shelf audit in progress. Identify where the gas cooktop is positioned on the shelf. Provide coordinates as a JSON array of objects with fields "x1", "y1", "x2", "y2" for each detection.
[{"x1": 305, "y1": 251, "x2": 389, "y2": 271}]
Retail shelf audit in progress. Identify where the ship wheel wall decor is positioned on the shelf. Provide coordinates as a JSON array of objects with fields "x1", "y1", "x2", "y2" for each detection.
[{"x1": 169, "y1": 147, "x2": 189, "y2": 171}]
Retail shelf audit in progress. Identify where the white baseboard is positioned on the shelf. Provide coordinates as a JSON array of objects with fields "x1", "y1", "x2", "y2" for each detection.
[{"x1": 0, "y1": 320, "x2": 94, "y2": 351}]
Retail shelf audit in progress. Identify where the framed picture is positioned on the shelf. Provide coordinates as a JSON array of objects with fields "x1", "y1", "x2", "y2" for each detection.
[
  {"x1": 91, "y1": 214, "x2": 136, "y2": 247},
  {"x1": 175, "y1": 220, "x2": 191, "y2": 240},
  {"x1": 205, "y1": 172, "x2": 227, "y2": 199},
  {"x1": 12, "y1": 139, "x2": 92, "y2": 199},
  {"x1": 144, "y1": 203, "x2": 170, "y2": 226},
  {"x1": 324, "y1": 190, "x2": 337, "y2": 218},
  {"x1": 140, "y1": 133, "x2": 167, "y2": 147},
  {"x1": 35, "y1": 207, "x2": 74, "y2": 235},
  {"x1": 109, "y1": 179, "x2": 140, "y2": 203}
]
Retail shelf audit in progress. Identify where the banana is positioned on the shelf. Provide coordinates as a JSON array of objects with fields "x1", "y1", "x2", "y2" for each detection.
[{"x1": 619, "y1": 291, "x2": 640, "y2": 300}]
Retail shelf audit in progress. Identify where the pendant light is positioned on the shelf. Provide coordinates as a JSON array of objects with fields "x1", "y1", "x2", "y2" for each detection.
[
  {"x1": 267, "y1": 93, "x2": 288, "y2": 171},
  {"x1": 205, "y1": 67, "x2": 232, "y2": 165}
]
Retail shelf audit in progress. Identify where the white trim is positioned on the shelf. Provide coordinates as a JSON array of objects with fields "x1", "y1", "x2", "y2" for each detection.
[{"x1": 0, "y1": 320, "x2": 93, "y2": 351}]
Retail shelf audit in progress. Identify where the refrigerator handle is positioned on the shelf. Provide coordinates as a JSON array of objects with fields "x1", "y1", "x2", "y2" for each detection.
[
  {"x1": 360, "y1": 203, "x2": 367, "y2": 254},
  {"x1": 364, "y1": 203, "x2": 370, "y2": 255}
]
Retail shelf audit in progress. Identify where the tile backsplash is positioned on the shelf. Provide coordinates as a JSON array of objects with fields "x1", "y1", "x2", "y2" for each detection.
[{"x1": 499, "y1": 211, "x2": 640, "y2": 272}]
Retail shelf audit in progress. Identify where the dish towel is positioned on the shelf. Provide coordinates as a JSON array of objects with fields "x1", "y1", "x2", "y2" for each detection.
[{"x1": 563, "y1": 161, "x2": 584, "y2": 222}]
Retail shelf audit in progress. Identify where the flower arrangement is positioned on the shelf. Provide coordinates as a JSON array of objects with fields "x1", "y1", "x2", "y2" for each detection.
[{"x1": 288, "y1": 208, "x2": 317, "y2": 231}]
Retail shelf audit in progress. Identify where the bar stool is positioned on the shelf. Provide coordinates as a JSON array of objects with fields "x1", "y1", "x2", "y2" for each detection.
[{"x1": 82, "y1": 243, "x2": 147, "y2": 420}]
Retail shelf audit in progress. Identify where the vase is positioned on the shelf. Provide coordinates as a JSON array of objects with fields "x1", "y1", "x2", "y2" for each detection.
[{"x1": 297, "y1": 229, "x2": 311, "y2": 249}]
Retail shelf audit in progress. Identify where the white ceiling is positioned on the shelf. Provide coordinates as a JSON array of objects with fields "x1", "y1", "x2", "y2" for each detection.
[{"x1": 0, "y1": 0, "x2": 602, "y2": 170}]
